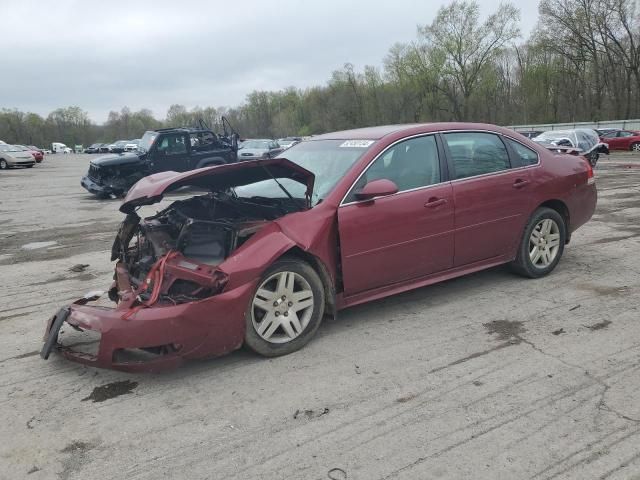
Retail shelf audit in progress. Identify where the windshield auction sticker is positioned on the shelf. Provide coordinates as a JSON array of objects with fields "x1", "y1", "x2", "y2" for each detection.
[{"x1": 339, "y1": 140, "x2": 375, "y2": 148}]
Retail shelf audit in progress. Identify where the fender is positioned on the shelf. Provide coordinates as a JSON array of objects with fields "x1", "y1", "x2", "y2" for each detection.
[{"x1": 195, "y1": 156, "x2": 226, "y2": 169}]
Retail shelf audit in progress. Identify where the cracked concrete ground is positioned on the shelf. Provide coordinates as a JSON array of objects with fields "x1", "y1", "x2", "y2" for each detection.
[{"x1": 1, "y1": 153, "x2": 639, "y2": 480}]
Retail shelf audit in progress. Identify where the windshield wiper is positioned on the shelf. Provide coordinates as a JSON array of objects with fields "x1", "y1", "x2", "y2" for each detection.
[{"x1": 260, "y1": 164, "x2": 294, "y2": 201}]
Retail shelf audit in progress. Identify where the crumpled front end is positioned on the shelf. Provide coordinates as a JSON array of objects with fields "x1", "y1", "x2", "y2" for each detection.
[
  {"x1": 41, "y1": 255, "x2": 253, "y2": 372},
  {"x1": 42, "y1": 185, "x2": 311, "y2": 371},
  {"x1": 82, "y1": 161, "x2": 146, "y2": 198}
]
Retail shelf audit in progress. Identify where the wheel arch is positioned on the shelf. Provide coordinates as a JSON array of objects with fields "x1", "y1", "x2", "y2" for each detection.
[
  {"x1": 275, "y1": 247, "x2": 337, "y2": 320},
  {"x1": 537, "y1": 199, "x2": 571, "y2": 243},
  {"x1": 195, "y1": 156, "x2": 226, "y2": 169}
]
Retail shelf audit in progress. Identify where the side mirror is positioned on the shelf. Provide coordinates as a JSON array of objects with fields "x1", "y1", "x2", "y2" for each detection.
[
  {"x1": 231, "y1": 133, "x2": 239, "y2": 152},
  {"x1": 354, "y1": 179, "x2": 399, "y2": 201}
]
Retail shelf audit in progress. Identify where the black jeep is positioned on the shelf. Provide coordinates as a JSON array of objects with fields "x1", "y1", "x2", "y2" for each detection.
[{"x1": 81, "y1": 119, "x2": 239, "y2": 197}]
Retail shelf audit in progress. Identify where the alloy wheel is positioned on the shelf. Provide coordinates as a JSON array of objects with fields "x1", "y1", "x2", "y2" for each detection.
[
  {"x1": 529, "y1": 218, "x2": 561, "y2": 268},
  {"x1": 251, "y1": 271, "x2": 314, "y2": 344},
  {"x1": 633, "y1": 143, "x2": 640, "y2": 152},
  {"x1": 0, "y1": 160, "x2": 7, "y2": 170}
]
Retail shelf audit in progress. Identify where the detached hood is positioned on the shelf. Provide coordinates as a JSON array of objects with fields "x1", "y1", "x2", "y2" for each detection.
[
  {"x1": 91, "y1": 152, "x2": 144, "y2": 167},
  {"x1": 120, "y1": 158, "x2": 315, "y2": 213}
]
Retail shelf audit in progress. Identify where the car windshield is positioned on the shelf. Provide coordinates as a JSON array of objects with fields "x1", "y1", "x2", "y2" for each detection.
[
  {"x1": 234, "y1": 139, "x2": 374, "y2": 205},
  {"x1": 138, "y1": 132, "x2": 157, "y2": 152},
  {"x1": 241, "y1": 140, "x2": 271, "y2": 149}
]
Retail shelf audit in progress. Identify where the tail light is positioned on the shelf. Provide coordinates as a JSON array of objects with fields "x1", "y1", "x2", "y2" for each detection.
[{"x1": 587, "y1": 161, "x2": 595, "y2": 185}]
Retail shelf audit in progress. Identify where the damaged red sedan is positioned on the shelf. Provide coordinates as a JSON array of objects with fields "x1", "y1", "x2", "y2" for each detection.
[{"x1": 41, "y1": 123, "x2": 597, "y2": 371}]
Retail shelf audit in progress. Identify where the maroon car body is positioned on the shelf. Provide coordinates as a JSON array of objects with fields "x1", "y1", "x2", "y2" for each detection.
[
  {"x1": 42, "y1": 123, "x2": 597, "y2": 371},
  {"x1": 599, "y1": 130, "x2": 640, "y2": 151},
  {"x1": 17, "y1": 145, "x2": 44, "y2": 162}
]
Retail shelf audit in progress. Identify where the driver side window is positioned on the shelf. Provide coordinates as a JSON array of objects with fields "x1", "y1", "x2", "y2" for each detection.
[
  {"x1": 156, "y1": 134, "x2": 187, "y2": 156},
  {"x1": 345, "y1": 135, "x2": 441, "y2": 203}
]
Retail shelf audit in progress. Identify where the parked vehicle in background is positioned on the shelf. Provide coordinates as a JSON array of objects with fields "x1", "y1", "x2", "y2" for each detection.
[
  {"x1": 595, "y1": 128, "x2": 620, "y2": 136},
  {"x1": 108, "y1": 140, "x2": 129, "y2": 154},
  {"x1": 81, "y1": 119, "x2": 239, "y2": 197},
  {"x1": 532, "y1": 129, "x2": 608, "y2": 166},
  {"x1": 98, "y1": 144, "x2": 110, "y2": 153},
  {"x1": 517, "y1": 130, "x2": 544, "y2": 139},
  {"x1": 15, "y1": 145, "x2": 44, "y2": 163},
  {"x1": 52, "y1": 142, "x2": 72, "y2": 154},
  {"x1": 598, "y1": 129, "x2": 640, "y2": 151},
  {"x1": 237, "y1": 139, "x2": 283, "y2": 160},
  {"x1": 42, "y1": 148, "x2": 52, "y2": 154},
  {"x1": 277, "y1": 137, "x2": 302, "y2": 149},
  {"x1": 84, "y1": 143, "x2": 104, "y2": 154},
  {"x1": 43, "y1": 122, "x2": 597, "y2": 371},
  {"x1": 0, "y1": 144, "x2": 36, "y2": 169},
  {"x1": 124, "y1": 139, "x2": 140, "y2": 152}
]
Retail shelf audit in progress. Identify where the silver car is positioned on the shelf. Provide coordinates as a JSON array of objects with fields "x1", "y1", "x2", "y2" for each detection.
[
  {"x1": 237, "y1": 139, "x2": 284, "y2": 160},
  {"x1": 0, "y1": 144, "x2": 36, "y2": 169}
]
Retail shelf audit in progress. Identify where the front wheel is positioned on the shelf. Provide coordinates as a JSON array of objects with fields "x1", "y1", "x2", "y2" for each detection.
[
  {"x1": 244, "y1": 257, "x2": 325, "y2": 357},
  {"x1": 510, "y1": 207, "x2": 566, "y2": 278},
  {"x1": 0, "y1": 159, "x2": 9, "y2": 170},
  {"x1": 588, "y1": 151, "x2": 599, "y2": 167}
]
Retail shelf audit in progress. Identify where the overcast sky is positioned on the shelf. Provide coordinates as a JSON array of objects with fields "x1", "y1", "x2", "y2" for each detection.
[{"x1": 2, "y1": 0, "x2": 540, "y2": 122}]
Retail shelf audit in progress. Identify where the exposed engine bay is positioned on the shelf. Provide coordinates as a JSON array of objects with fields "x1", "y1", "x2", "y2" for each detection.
[{"x1": 110, "y1": 192, "x2": 306, "y2": 305}]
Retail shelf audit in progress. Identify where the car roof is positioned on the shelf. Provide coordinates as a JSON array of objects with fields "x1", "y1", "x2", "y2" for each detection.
[
  {"x1": 152, "y1": 127, "x2": 210, "y2": 134},
  {"x1": 310, "y1": 122, "x2": 520, "y2": 141}
]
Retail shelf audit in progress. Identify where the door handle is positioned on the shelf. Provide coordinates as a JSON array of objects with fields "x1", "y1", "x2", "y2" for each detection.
[
  {"x1": 513, "y1": 179, "x2": 530, "y2": 189},
  {"x1": 424, "y1": 197, "x2": 447, "y2": 208}
]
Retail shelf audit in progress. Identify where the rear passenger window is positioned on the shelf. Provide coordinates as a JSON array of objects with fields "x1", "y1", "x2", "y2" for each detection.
[
  {"x1": 505, "y1": 138, "x2": 539, "y2": 166},
  {"x1": 443, "y1": 132, "x2": 510, "y2": 179}
]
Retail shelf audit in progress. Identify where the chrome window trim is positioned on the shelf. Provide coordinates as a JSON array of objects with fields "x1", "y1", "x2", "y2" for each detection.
[
  {"x1": 340, "y1": 132, "x2": 444, "y2": 207},
  {"x1": 339, "y1": 129, "x2": 540, "y2": 207}
]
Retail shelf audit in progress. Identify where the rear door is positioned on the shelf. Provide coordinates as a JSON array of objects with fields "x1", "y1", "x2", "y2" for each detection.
[
  {"x1": 338, "y1": 134, "x2": 454, "y2": 295},
  {"x1": 442, "y1": 132, "x2": 535, "y2": 267}
]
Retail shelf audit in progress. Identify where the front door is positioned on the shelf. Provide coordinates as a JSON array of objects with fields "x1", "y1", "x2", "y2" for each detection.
[
  {"x1": 338, "y1": 134, "x2": 455, "y2": 296},
  {"x1": 441, "y1": 132, "x2": 534, "y2": 267},
  {"x1": 150, "y1": 133, "x2": 190, "y2": 173}
]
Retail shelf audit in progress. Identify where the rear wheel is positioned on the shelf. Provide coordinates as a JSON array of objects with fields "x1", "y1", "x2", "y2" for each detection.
[
  {"x1": 510, "y1": 207, "x2": 566, "y2": 278},
  {"x1": 631, "y1": 142, "x2": 640, "y2": 152},
  {"x1": 244, "y1": 257, "x2": 325, "y2": 357},
  {"x1": 588, "y1": 151, "x2": 599, "y2": 167}
]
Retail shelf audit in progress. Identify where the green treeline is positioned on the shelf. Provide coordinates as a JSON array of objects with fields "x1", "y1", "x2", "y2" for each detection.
[{"x1": 1, "y1": 0, "x2": 639, "y2": 147}]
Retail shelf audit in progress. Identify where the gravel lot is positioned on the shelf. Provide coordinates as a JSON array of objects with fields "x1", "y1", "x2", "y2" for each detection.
[{"x1": 1, "y1": 153, "x2": 639, "y2": 480}]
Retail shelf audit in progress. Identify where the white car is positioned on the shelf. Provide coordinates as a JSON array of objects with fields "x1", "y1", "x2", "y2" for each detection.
[{"x1": 124, "y1": 139, "x2": 140, "y2": 152}]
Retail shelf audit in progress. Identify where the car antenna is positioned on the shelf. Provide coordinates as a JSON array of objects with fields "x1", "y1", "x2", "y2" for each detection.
[{"x1": 260, "y1": 164, "x2": 294, "y2": 201}]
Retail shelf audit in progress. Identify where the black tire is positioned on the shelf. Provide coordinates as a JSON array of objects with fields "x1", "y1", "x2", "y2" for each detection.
[
  {"x1": 0, "y1": 159, "x2": 8, "y2": 170},
  {"x1": 26, "y1": 165, "x2": 34, "y2": 168},
  {"x1": 510, "y1": 207, "x2": 566, "y2": 279},
  {"x1": 244, "y1": 257, "x2": 325, "y2": 357},
  {"x1": 588, "y1": 151, "x2": 599, "y2": 167},
  {"x1": 630, "y1": 142, "x2": 640, "y2": 152}
]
